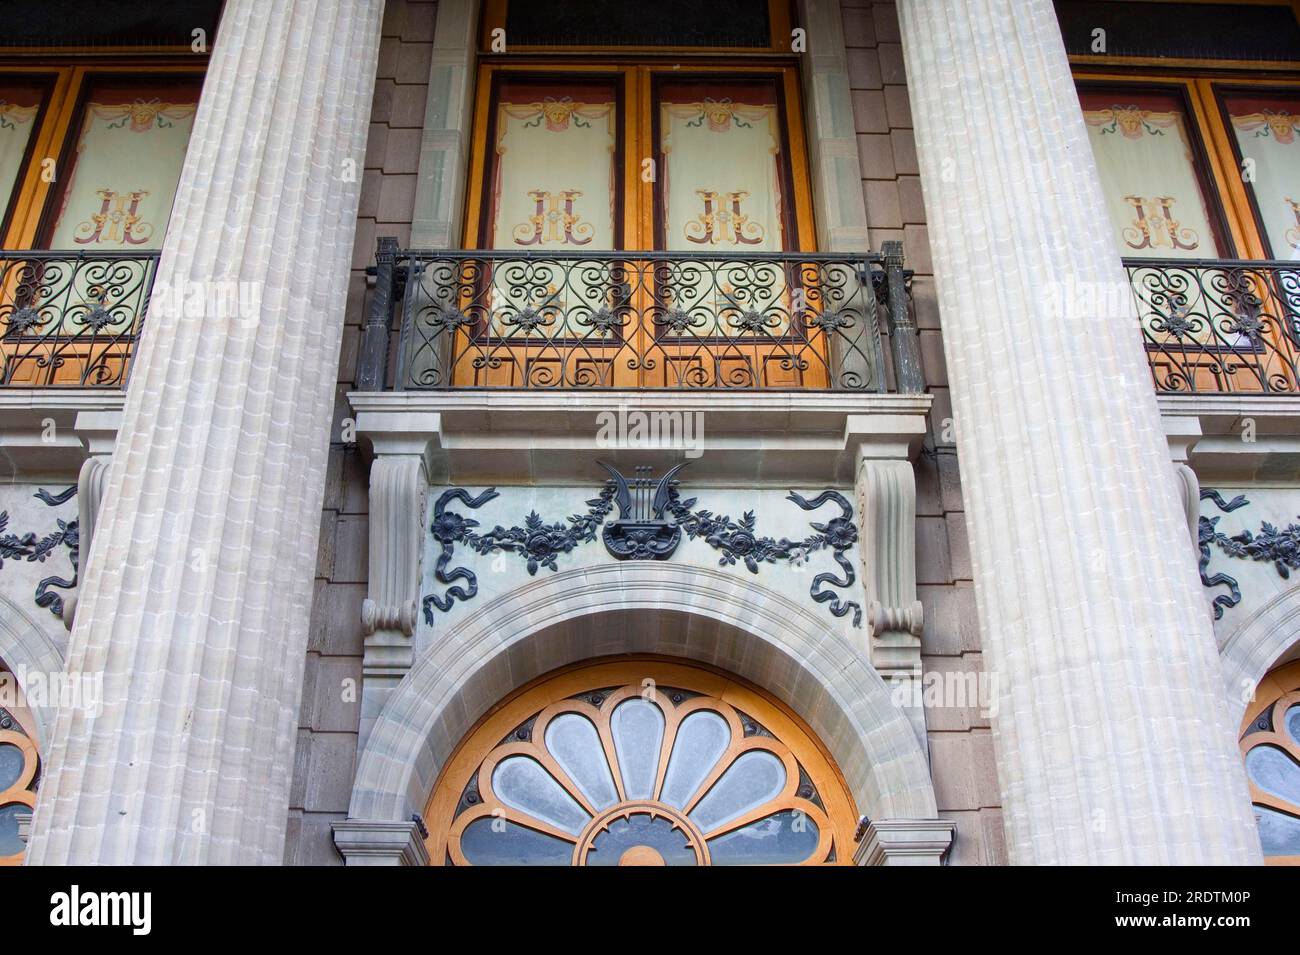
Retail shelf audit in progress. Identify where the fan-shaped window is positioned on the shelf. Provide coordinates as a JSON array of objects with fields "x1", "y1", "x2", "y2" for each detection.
[
  {"x1": 1241, "y1": 660, "x2": 1300, "y2": 864},
  {"x1": 427, "y1": 660, "x2": 856, "y2": 866},
  {"x1": 0, "y1": 664, "x2": 39, "y2": 865}
]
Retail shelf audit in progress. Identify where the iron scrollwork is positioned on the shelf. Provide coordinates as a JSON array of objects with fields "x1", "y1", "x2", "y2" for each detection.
[
  {"x1": 1199, "y1": 488, "x2": 1300, "y2": 620},
  {"x1": 0, "y1": 485, "x2": 79, "y2": 617},
  {"x1": 421, "y1": 466, "x2": 861, "y2": 628}
]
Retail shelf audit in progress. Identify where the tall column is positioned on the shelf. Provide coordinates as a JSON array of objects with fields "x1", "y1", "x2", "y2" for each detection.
[
  {"x1": 896, "y1": 0, "x2": 1262, "y2": 864},
  {"x1": 26, "y1": 0, "x2": 382, "y2": 865}
]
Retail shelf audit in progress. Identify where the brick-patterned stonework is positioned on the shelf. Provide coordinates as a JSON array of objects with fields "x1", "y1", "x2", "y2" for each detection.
[
  {"x1": 843, "y1": 0, "x2": 1004, "y2": 865},
  {"x1": 302, "y1": 0, "x2": 999, "y2": 866},
  {"x1": 286, "y1": 0, "x2": 438, "y2": 866}
]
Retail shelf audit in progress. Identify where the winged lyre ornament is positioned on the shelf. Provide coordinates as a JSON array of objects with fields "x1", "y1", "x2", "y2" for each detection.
[{"x1": 597, "y1": 461, "x2": 690, "y2": 560}]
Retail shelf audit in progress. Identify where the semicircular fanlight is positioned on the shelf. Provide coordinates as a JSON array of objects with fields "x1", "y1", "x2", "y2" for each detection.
[
  {"x1": 1241, "y1": 679, "x2": 1300, "y2": 864},
  {"x1": 445, "y1": 680, "x2": 839, "y2": 866}
]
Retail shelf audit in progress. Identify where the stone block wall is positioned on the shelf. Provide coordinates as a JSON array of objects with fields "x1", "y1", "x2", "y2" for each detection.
[
  {"x1": 284, "y1": 0, "x2": 437, "y2": 866},
  {"x1": 290, "y1": 0, "x2": 1004, "y2": 866},
  {"x1": 842, "y1": 0, "x2": 1006, "y2": 865}
]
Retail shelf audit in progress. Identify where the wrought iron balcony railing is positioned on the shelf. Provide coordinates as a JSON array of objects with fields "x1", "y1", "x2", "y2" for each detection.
[
  {"x1": 359, "y1": 240, "x2": 925, "y2": 393},
  {"x1": 1128, "y1": 258, "x2": 1300, "y2": 395},
  {"x1": 0, "y1": 250, "x2": 160, "y2": 388}
]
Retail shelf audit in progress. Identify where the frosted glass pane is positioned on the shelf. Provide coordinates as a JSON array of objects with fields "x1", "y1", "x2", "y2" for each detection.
[
  {"x1": 545, "y1": 713, "x2": 618, "y2": 810},
  {"x1": 492, "y1": 755, "x2": 589, "y2": 835},
  {"x1": 1245, "y1": 745, "x2": 1300, "y2": 806},
  {"x1": 0, "y1": 743, "x2": 24, "y2": 790},
  {"x1": 611, "y1": 699, "x2": 665, "y2": 800},
  {"x1": 1224, "y1": 93, "x2": 1300, "y2": 260},
  {"x1": 460, "y1": 817, "x2": 573, "y2": 866},
  {"x1": 1255, "y1": 805, "x2": 1300, "y2": 857},
  {"x1": 48, "y1": 94, "x2": 198, "y2": 250},
  {"x1": 708, "y1": 810, "x2": 819, "y2": 865},
  {"x1": 690, "y1": 749, "x2": 785, "y2": 833},
  {"x1": 0, "y1": 88, "x2": 39, "y2": 217},
  {"x1": 0, "y1": 803, "x2": 25, "y2": 856},
  {"x1": 1079, "y1": 90, "x2": 1223, "y2": 258},
  {"x1": 661, "y1": 710, "x2": 730, "y2": 809}
]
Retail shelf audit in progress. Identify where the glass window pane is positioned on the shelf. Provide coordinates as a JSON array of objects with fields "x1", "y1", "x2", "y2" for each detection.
[
  {"x1": 1079, "y1": 87, "x2": 1227, "y2": 258},
  {"x1": 484, "y1": 78, "x2": 618, "y2": 252},
  {"x1": 656, "y1": 78, "x2": 795, "y2": 338},
  {"x1": 0, "y1": 741, "x2": 25, "y2": 790},
  {"x1": 0, "y1": 802, "x2": 27, "y2": 857},
  {"x1": 610, "y1": 698, "x2": 665, "y2": 800},
  {"x1": 1254, "y1": 805, "x2": 1300, "y2": 857},
  {"x1": 45, "y1": 79, "x2": 201, "y2": 250},
  {"x1": 585, "y1": 812, "x2": 698, "y2": 866},
  {"x1": 1220, "y1": 90, "x2": 1300, "y2": 260},
  {"x1": 1245, "y1": 744, "x2": 1300, "y2": 805},
  {"x1": 460, "y1": 817, "x2": 573, "y2": 866},
  {"x1": 689, "y1": 748, "x2": 786, "y2": 833},
  {"x1": 0, "y1": 78, "x2": 48, "y2": 230},
  {"x1": 661, "y1": 709, "x2": 730, "y2": 809},
  {"x1": 658, "y1": 79, "x2": 791, "y2": 252},
  {"x1": 477, "y1": 77, "x2": 620, "y2": 339},
  {"x1": 490, "y1": 755, "x2": 590, "y2": 834},
  {"x1": 544, "y1": 713, "x2": 618, "y2": 811},
  {"x1": 707, "y1": 809, "x2": 820, "y2": 865}
]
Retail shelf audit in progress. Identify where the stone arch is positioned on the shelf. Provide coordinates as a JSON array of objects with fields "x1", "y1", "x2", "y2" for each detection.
[
  {"x1": 0, "y1": 593, "x2": 66, "y2": 748},
  {"x1": 1221, "y1": 582, "x2": 1300, "y2": 727},
  {"x1": 348, "y1": 563, "x2": 938, "y2": 831}
]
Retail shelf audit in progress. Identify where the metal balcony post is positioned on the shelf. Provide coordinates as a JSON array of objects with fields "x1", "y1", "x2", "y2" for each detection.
[
  {"x1": 356, "y1": 236, "x2": 398, "y2": 391},
  {"x1": 882, "y1": 240, "x2": 925, "y2": 394}
]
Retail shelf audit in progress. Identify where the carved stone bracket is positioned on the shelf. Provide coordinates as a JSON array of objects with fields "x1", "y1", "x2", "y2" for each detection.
[
  {"x1": 360, "y1": 450, "x2": 429, "y2": 749},
  {"x1": 332, "y1": 818, "x2": 430, "y2": 866},
  {"x1": 856, "y1": 458, "x2": 922, "y2": 679},
  {"x1": 853, "y1": 818, "x2": 956, "y2": 866},
  {"x1": 60, "y1": 410, "x2": 119, "y2": 630}
]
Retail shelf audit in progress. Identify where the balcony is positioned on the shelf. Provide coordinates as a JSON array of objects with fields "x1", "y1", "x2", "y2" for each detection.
[
  {"x1": 0, "y1": 250, "x2": 159, "y2": 389},
  {"x1": 358, "y1": 240, "x2": 924, "y2": 394},
  {"x1": 1128, "y1": 258, "x2": 1300, "y2": 395}
]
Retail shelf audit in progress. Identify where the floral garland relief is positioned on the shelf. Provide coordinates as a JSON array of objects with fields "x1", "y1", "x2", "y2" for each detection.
[
  {"x1": 0, "y1": 486, "x2": 79, "y2": 617},
  {"x1": 422, "y1": 480, "x2": 861, "y2": 627}
]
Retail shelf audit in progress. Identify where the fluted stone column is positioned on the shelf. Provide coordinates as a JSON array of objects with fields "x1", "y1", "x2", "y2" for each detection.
[
  {"x1": 26, "y1": 0, "x2": 383, "y2": 865},
  {"x1": 896, "y1": 0, "x2": 1262, "y2": 864}
]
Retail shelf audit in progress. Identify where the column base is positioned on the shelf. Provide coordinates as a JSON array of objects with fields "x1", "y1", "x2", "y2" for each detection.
[
  {"x1": 854, "y1": 818, "x2": 956, "y2": 866},
  {"x1": 332, "y1": 820, "x2": 430, "y2": 866}
]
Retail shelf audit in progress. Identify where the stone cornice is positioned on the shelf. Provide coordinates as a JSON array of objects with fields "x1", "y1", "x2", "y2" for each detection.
[
  {"x1": 1160, "y1": 395, "x2": 1300, "y2": 482},
  {"x1": 347, "y1": 390, "x2": 933, "y2": 485},
  {"x1": 0, "y1": 390, "x2": 124, "y2": 480}
]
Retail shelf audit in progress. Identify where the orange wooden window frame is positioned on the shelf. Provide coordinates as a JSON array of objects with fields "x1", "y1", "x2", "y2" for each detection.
[
  {"x1": 424, "y1": 656, "x2": 859, "y2": 866},
  {"x1": 462, "y1": 60, "x2": 817, "y2": 253},
  {"x1": 1070, "y1": 0, "x2": 1300, "y2": 262},
  {"x1": 479, "y1": 0, "x2": 795, "y2": 55},
  {"x1": 1240, "y1": 658, "x2": 1300, "y2": 866},
  {"x1": 0, "y1": 60, "x2": 206, "y2": 251}
]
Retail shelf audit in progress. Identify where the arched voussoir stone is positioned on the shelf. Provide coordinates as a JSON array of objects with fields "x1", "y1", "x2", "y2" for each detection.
[{"x1": 347, "y1": 563, "x2": 937, "y2": 830}]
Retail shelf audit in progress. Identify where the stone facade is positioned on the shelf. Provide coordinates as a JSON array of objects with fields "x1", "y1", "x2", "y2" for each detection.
[
  {"x1": 843, "y1": 0, "x2": 1002, "y2": 865},
  {"x1": 5, "y1": 0, "x2": 1295, "y2": 868},
  {"x1": 285, "y1": 0, "x2": 439, "y2": 866}
]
